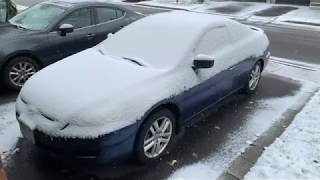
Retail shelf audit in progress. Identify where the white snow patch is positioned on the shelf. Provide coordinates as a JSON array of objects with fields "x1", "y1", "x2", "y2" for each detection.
[
  {"x1": 275, "y1": 7, "x2": 320, "y2": 27},
  {"x1": 244, "y1": 90, "x2": 320, "y2": 179},
  {"x1": 194, "y1": 1, "x2": 272, "y2": 20},
  {"x1": 168, "y1": 163, "x2": 220, "y2": 180},
  {"x1": 267, "y1": 57, "x2": 320, "y2": 84},
  {"x1": 0, "y1": 102, "x2": 21, "y2": 162}
]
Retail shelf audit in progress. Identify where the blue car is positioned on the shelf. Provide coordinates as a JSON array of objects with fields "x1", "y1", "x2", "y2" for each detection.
[{"x1": 16, "y1": 11, "x2": 270, "y2": 164}]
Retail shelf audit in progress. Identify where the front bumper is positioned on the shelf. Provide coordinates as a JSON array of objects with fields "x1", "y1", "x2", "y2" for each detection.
[{"x1": 18, "y1": 120, "x2": 142, "y2": 163}]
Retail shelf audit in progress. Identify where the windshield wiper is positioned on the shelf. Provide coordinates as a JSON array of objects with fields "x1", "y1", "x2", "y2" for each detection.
[
  {"x1": 10, "y1": 22, "x2": 28, "y2": 30},
  {"x1": 122, "y1": 57, "x2": 144, "y2": 66}
]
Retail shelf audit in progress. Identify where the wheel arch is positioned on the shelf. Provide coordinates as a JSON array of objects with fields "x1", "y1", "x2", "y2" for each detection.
[
  {"x1": 140, "y1": 100, "x2": 182, "y2": 134},
  {"x1": 0, "y1": 51, "x2": 43, "y2": 75}
]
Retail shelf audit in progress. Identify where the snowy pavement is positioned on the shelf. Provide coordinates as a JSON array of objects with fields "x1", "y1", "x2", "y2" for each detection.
[
  {"x1": 0, "y1": 102, "x2": 20, "y2": 163},
  {"x1": 244, "y1": 90, "x2": 320, "y2": 179}
]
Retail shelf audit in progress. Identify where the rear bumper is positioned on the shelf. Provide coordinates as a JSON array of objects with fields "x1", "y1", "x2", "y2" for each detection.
[{"x1": 21, "y1": 121, "x2": 142, "y2": 163}]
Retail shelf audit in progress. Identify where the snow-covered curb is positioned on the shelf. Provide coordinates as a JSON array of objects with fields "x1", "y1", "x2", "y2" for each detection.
[{"x1": 244, "y1": 90, "x2": 320, "y2": 179}]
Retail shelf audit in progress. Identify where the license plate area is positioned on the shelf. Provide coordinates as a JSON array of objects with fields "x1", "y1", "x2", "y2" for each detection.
[{"x1": 19, "y1": 121, "x2": 35, "y2": 144}]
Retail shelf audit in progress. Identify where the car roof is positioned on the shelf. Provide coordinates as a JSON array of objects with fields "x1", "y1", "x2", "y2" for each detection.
[{"x1": 101, "y1": 11, "x2": 238, "y2": 69}]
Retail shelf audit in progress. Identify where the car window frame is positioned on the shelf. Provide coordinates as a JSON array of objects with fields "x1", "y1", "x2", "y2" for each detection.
[
  {"x1": 51, "y1": 6, "x2": 95, "y2": 32},
  {"x1": 193, "y1": 25, "x2": 232, "y2": 57},
  {"x1": 93, "y1": 6, "x2": 126, "y2": 26}
]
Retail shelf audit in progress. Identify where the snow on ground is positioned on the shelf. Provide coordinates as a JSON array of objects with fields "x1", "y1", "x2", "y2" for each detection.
[
  {"x1": 167, "y1": 60, "x2": 320, "y2": 180},
  {"x1": 194, "y1": 1, "x2": 271, "y2": 20},
  {"x1": 244, "y1": 90, "x2": 320, "y2": 179},
  {"x1": 275, "y1": 7, "x2": 320, "y2": 26},
  {"x1": 0, "y1": 102, "x2": 21, "y2": 163},
  {"x1": 267, "y1": 56, "x2": 320, "y2": 84}
]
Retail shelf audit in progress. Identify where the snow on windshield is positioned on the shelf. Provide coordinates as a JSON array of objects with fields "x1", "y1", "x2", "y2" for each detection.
[{"x1": 101, "y1": 11, "x2": 226, "y2": 69}]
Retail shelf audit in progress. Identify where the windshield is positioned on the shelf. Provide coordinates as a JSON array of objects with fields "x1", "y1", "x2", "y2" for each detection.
[
  {"x1": 9, "y1": 3, "x2": 65, "y2": 30},
  {"x1": 101, "y1": 15, "x2": 199, "y2": 69}
]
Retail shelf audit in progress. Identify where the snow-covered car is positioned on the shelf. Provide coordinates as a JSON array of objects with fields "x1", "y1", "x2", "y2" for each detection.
[{"x1": 16, "y1": 11, "x2": 270, "y2": 163}]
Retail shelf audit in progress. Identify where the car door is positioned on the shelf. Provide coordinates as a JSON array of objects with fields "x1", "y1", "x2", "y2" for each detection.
[
  {"x1": 178, "y1": 26, "x2": 235, "y2": 121},
  {"x1": 226, "y1": 24, "x2": 257, "y2": 90},
  {"x1": 93, "y1": 6, "x2": 127, "y2": 44},
  {"x1": 47, "y1": 7, "x2": 97, "y2": 63}
]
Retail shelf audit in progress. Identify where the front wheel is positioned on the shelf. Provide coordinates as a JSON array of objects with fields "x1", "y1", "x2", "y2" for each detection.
[
  {"x1": 243, "y1": 61, "x2": 262, "y2": 94},
  {"x1": 135, "y1": 109, "x2": 176, "y2": 164},
  {"x1": 2, "y1": 56, "x2": 40, "y2": 90}
]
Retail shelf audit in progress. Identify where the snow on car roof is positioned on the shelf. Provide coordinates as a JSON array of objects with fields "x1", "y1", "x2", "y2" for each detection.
[{"x1": 101, "y1": 11, "x2": 233, "y2": 69}]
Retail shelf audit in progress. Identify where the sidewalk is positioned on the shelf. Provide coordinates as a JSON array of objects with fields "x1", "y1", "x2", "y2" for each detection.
[{"x1": 244, "y1": 90, "x2": 320, "y2": 179}]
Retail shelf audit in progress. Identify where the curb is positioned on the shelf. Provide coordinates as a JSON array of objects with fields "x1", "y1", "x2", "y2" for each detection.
[{"x1": 217, "y1": 87, "x2": 319, "y2": 180}]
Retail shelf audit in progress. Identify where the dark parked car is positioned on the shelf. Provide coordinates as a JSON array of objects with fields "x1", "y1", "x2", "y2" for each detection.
[
  {"x1": 0, "y1": 0, "x2": 143, "y2": 90},
  {"x1": 0, "y1": 0, "x2": 17, "y2": 23}
]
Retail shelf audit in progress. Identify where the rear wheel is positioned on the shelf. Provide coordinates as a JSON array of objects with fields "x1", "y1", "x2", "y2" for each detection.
[
  {"x1": 243, "y1": 61, "x2": 262, "y2": 94},
  {"x1": 2, "y1": 56, "x2": 40, "y2": 90},
  {"x1": 135, "y1": 109, "x2": 176, "y2": 164}
]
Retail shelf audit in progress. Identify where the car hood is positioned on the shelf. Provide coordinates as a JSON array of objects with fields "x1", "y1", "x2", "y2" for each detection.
[
  {"x1": 19, "y1": 47, "x2": 163, "y2": 123},
  {"x1": 0, "y1": 23, "x2": 38, "y2": 39}
]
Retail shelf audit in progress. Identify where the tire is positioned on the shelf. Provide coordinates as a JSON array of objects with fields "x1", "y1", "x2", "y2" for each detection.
[
  {"x1": 135, "y1": 109, "x2": 176, "y2": 164},
  {"x1": 243, "y1": 61, "x2": 262, "y2": 94},
  {"x1": 2, "y1": 56, "x2": 40, "y2": 90}
]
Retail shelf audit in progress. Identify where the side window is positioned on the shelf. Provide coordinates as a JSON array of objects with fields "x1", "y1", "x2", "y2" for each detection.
[
  {"x1": 96, "y1": 7, "x2": 122, "y2": 24},
  {"x1": 195, "y1": 26, "x2": 230, "y2": 55},
  {"x1": 116, "y1": 9, "x2": 125, "y2": 18},
  {"x1": 61, "y1": 8, "x2": 91, "y2": 29}
]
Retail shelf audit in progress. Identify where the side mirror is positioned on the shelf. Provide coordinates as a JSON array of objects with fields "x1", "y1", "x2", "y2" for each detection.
[
  {"x1": 58, "y1": 24, "x2": 74, "y2": 36},
  {"x1": 193, "y1": 54, "x2": 215, "y2": 69}
]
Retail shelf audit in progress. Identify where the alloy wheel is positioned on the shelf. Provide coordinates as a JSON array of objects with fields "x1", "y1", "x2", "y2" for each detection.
[
  {"x1": 9, "y1": 61, "x2": 37, "y2": 87},
  {"x1": 143, "y1": 116, "x2": 173, "y2": 158},
  {"x1": 248, "y1": 64, "x2": 261, "y2": 91}
]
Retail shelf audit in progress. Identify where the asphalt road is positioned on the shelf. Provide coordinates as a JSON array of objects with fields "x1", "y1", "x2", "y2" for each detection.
[{"x1": 3, "y1": 74, "x2": 301, "y2": 180}]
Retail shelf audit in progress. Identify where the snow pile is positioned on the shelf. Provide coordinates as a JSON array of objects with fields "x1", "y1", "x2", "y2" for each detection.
[
  {"x1": 244, "y1": 90, "x2": 320, "y2": 179},
  {"x1": 195, "y1": 1, "x2": 271, "y2": 19},
  {"x1": 168, "y1": 163, "x2": 220, "y2": 180},
  {"x1": 0, "y1": 102, "x2": 21, "y2": 162}
]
